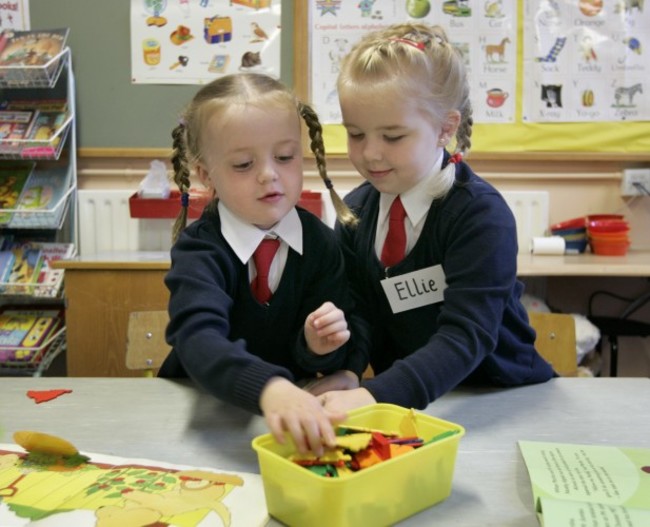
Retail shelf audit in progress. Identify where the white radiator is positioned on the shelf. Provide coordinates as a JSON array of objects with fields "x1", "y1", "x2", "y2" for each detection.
[
  {"x1": 324, "y1": 190, "x2": 549, "y2": 254},
  {"x1": 501, "y1": 191, "x2": 549, "y2": 254},
  {"x1": 78, "y1": 190, "x2": 174, "y2": 256},
  {"x1": 79, "y1": 189, "x2": 548, "y2": 256}
]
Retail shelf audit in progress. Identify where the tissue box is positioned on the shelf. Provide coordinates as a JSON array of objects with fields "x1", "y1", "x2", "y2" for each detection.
[{"x1": 252, "y1": 404, "x2": 464, "y2": 527}]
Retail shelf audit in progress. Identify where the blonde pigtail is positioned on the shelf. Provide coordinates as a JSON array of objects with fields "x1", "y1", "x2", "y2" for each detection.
[
  {"x1": 299, "y1": 102, "x2": 358, "y2": 226},
  {"x1": 171, "y1": 122, "x2": 191, "y2": 243}
]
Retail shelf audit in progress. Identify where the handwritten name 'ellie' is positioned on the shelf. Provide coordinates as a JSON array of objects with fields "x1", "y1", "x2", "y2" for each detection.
[{"x1": 393, "y1": 277, "x2": 439, "y2": 300}]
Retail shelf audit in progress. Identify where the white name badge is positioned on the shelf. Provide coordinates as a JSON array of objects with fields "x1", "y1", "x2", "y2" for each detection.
[{"x1": 381, "y1": 264, "x2": 448, "y2": 314}]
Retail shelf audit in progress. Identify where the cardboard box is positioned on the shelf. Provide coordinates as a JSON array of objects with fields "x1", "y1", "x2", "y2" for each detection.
[{"x1": 252, "y1": 404, "x2": 464, "y2": 527}]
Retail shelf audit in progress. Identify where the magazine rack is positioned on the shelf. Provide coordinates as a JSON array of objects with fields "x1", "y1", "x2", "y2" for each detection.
[{"x1": 0, "y1": 41, "x2": 77, "y2": 375}]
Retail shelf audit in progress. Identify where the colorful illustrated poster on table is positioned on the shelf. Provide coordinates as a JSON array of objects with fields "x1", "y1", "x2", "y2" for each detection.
[
  {"x1": 0, "y1": 444, "x2": 269, "y2": 527},
  {"x1": 130, "y1": 0, "x2": 281, "y2": 85},
  {"x1": 523, "y1": 0, "x2": 649, "y2": 123},
  {"x1": 0, "y1": 0, "x2": 30, "y2": 31},
  {"x1": 309, "y1": 0, "x2": 518, "y2": 124}
]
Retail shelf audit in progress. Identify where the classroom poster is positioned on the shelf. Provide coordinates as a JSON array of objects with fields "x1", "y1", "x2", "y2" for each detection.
[
  {"x1": 309, "y1": 0, "x2": 518, "y2": 125},
  {"x1": 523, "y1": 0, "x2": 649, "y2": 123},
  {"x1": 0, "y1": 0, "x2": 30, "y2": 31},
  {"x1": 0, "y1": 444, "x2": 269, "y2": 527},
  {"x1": 130, "y1": 0, "x2": 281, "y2": 85}
]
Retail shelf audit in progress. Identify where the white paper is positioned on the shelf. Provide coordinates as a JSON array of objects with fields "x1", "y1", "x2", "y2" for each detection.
[
  {"x1": 531, "y1": 236, "x2": 566, "y2": 255},
  {"x1": 381, "y1": 264, "x2": 448, "y2": 314}
]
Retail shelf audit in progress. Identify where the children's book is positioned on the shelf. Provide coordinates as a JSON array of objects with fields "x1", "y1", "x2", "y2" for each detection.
[
  {"x1": 25, "y1": 110, "x2": 69, "y2": 142},
  {"x1": 0, "y1": 249, "x2": 15, "y2": 283},
  {"x1": 519, "y1": 440, "x2": 650, "y2": 527},
  {"x1": 0, "y1": 443, "x2": 269, "y2": 527},
  {"x1": 3, "y1": 246, "x2": 43, "y2": 294},
  {"x1": 0, "y1": 109, "x2": 36, "y2": 138},
  {"x1": 8, "y1": 165, "x2": 73, "y2": 228},
  {"x1": 1, "y1": 98, "x2": 68, "y2": 112},
  {"x1": 0, "y1": 28, "x2": 69, "y2": 67},
  {"x1": 0, "y1": 109, "x2": 38, "y2": 154},
  {"x1": 0, "y1": 308, "x2": 60, "y2": 346},
  {"x1": 29, "y1": 241, "x2": 75, "y2": 261},
  {"x1": 0, "y1": 308, "x2": 62, "y2": 363},
  {"x1": 24, "y1": 241, "x2": 75, "y2": 298},
  {"x1": 0, "y1": 162, "x2": 34, "y2": 224}
]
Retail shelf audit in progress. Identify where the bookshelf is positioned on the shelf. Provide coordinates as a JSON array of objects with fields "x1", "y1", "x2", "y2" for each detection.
[{"x1": 0, "y1": 40, "x2": 77, "y2": 377}]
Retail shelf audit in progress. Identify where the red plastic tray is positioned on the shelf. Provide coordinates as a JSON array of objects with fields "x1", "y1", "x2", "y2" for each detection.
[
  {"x1": 129, "y1": 190, "x2": 211, "y2": 219},
  {"x1": 129, "y1": 190, "x2": 323, "y2": 219},
  {"x1": 298, "y1": 190, "x2": 322, "y2": 218}
]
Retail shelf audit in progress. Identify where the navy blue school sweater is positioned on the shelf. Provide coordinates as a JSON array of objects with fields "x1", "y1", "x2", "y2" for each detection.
[
  {"x1": 336, "y1": 156, "x2": 554, "y2": 409},
  {"x1": 159, "y1": 205, "x2": 369, "y2": 414}
]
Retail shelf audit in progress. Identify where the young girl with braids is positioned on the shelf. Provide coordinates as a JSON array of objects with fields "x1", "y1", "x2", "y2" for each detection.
[
  {"x1": 158, "y1": 73, "x2": 368, "y2": 455},
  {"x1": 319, "y1": 23, "x2": 554, "y2": 413}
]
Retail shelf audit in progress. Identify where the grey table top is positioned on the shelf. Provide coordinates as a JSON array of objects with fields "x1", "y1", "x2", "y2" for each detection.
[{"x1": 1, "y1": 376, "x2": 648, "y2": 526}]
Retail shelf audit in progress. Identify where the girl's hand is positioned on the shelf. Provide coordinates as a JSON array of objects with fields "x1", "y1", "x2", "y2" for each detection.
[
  {"x1": 303, "y1": 370, "x2": 359, "y2": 396},
  {"x1": 304, "y1": 302, "x2": 350, "y2": 355},
  {"x1": 260, "y1": 377, "x2": 346, "y2": 456},
  {"x1": 318, "y1": 388, "x2": 376, "y2": 414}
]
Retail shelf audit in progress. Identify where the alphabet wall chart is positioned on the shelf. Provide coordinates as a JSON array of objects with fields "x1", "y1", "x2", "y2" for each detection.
[
  {"x1": 310, "y1": 0, "x2": 518, "y2": 124},
  {"x1": 309, "y1": 0, "x2": 648, "y2": 125},
  {"x1": 523, "y1": 0, "x2": 649, "y2": 122}
]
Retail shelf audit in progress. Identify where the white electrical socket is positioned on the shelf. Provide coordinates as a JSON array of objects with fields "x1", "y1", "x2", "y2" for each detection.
[{"x1": 621, "y1": 168, "x2": 650, "y2": 196}]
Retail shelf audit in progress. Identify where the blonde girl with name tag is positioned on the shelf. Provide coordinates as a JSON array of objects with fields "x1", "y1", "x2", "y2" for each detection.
[
  {"x1": 158, "y1": 73, "x2": 368, "y2": 455},
  {"x1": 319, "y1": 23, "x2": 554, "y2": 412}
]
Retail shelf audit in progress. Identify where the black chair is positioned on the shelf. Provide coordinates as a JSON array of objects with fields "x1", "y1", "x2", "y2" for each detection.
[{"x1": 587, "y1": 290, "x2": 650, "y2": 377}]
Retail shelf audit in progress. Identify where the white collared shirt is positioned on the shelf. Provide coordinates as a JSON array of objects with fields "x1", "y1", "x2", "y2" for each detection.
[
  {"x1": 375, "y1": 152, "x2": 445, "y2": 260},
  {"x1": 219, "y1": 202, "x2": 303, "y2": 292}
]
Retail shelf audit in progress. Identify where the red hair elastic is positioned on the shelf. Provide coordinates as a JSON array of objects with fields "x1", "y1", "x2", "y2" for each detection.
[
  {"x1": 389, "y1": 37, "x2": 426, "y2": 51},
  {"x1": 449, "y1": 152, "x2": 463, "y2": 164}
]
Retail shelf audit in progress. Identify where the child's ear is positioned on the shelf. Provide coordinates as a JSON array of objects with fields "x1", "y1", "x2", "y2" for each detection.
[
  {"x1": 442, "y1": 110, "x2": 461, "y2": 139},
  {"x1": 196, "y1": 163, "x2": 211, "y2": 187}
]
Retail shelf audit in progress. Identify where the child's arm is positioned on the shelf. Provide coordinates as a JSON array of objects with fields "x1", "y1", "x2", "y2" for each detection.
[
  {"x1": 304, "y1": 301, "x2": 350, "y2": 355},
  {"x1": 260, "y1": 376, "x2": 347, "y2": 455}
]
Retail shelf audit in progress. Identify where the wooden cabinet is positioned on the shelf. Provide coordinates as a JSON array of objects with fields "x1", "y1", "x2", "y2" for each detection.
[{"x1": 53, "y1": 253, "x2": 169, "y2": 376}]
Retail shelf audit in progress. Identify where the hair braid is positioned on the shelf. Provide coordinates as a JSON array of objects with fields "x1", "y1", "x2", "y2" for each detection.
[
  {"x1": 299, "y1": 102, "x2": 357, "y2": 226},
  {"x1": 171, "y1": 123, "x2": 191, "y2": 242},
  {"x1": 455, "y1": 102, "x2": 473, "y2": 156}
]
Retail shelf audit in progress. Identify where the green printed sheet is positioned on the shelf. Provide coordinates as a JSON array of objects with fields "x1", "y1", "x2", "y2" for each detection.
[{"x1": 519, "y1": 440, "x2": 650, "y2": 527}]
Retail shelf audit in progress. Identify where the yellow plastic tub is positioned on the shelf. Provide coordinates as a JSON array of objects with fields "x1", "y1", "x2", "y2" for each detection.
[{"x1": 251, "y1": 404, "x2": 465, "y2": 527}]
